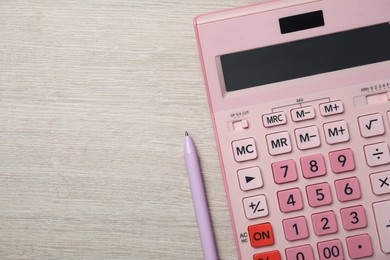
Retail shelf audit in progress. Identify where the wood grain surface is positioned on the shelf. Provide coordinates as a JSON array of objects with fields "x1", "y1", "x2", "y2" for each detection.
[{"x1": 0, "y1": 1, "x2": 265, "y2": 259}]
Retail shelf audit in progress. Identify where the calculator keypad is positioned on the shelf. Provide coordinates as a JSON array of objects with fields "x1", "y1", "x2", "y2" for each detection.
[
  {"x1": 312, "y1": 211, "x2": 339, "y2": 236},
  {"x1": 317, "y1": 239, "x2": 344, "y2": 260},
  {"x1": 229, "y1": 98, "x2": 390, "y2": 259},
  {"x1": 285, "y1": 244, "x2": 314, "y2": 260},
  {"x1": 282, "y1": 216, "x2": 309, "y2": 241},
  {"x1": 358, "y1": 113, "x2": 385, "y2": 137},
  {"x1": 300, "y1": 154, "x2": 327, "y2": 179},
  {"x1": 277, "y1": 188, "x2": 304, "y2": 213}
]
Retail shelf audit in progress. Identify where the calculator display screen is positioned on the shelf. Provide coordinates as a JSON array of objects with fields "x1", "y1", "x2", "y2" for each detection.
[{"x1": 221, "y1": 23, "x2": 390, "y2": 92}]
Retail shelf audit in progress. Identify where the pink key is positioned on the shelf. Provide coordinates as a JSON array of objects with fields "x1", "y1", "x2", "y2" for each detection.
[
  {"x1": 340, "y1": 205, "x2": 367, "y2": 231},
  {"x1": 286, "y1": 244, "x2": 314, "y2": 260},
  {"x1": 346, "y1": 234, "x2": 373, "y2": 259},
  {"x1": 335, "y1": 177, "x2": 361, "y2": 202},
  {"x1": 283, "y1": 216, "x2": 309, "y2": 241},
  {"x1": 277, "y1": 188, "x2": 303, "y2": 213},
  {"x1": 272, "y1": 159, "x2": 298, "y2": 184},
  {"x1": 312, "y1": 211, "x2": 338, "y2": 236},
  {"x1": 329, "y1": 149, "x2": 355, "y2": 173},
  {"x1": 300, "y1": 154, "x2": 327, "y2": 179},
  {"x1": 317, "y1": 239, "x2": 344, "y2": 260},
  {"x1": 306, "y1": 182, "x2": 332, "y2": 207}
]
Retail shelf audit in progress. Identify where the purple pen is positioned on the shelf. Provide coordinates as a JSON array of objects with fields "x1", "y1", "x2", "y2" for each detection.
[{"x1": 184, "y1": 132, "x2": 219, "y2": 260}]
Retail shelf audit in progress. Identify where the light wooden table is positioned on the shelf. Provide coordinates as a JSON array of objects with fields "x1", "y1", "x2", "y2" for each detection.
[{"x1": 0, "y1": 1, "x2": 263, "y2": 259}]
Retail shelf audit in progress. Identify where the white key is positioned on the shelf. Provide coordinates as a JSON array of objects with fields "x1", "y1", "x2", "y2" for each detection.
[
  {"x1": 358, "y1": 114, "x2": 385, "y2": 138},
  {"x1": 373, "y1": 200, "x2": 390, "y2": 253},
  {"x1": 370, "y1": 170, "x2": 390, "y2": 195},
  {"x1": 291, "y1": 106, "x2": 315, "y2": 122},
  {"x1": 243, "y1": 195, "x2": 269, "y2": 220},
  {"x1": 266, "y1": 131, "x2": 292, "y2": 155},
  {"x1": 364, "y1": 142, "x2": 390, "y2": 167},
  {"x1": 319, "y1": 100, "x2": 344, "y2": 116}
]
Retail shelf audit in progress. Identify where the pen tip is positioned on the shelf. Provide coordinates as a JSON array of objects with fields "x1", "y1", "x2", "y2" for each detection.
[{"x1": 185, "y1": 131, "x2": 189, "y2": 136}]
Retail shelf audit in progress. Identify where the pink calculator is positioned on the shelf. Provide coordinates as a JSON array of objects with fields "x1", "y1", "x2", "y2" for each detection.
[{"x1": 194, "y1": 0, "x2": 390, "y2": 259}]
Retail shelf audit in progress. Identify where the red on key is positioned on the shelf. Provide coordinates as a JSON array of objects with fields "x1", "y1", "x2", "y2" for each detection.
[
  {"x1": 253, "y1": 250, "x2": 281, "y2": 260},
  {"x1": 248, "y1": 223, "x2": 274, "y2": 248}
]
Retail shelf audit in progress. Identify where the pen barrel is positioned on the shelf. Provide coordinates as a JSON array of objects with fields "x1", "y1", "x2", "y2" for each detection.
[{"x1": 185, "y1": 152, "x2": 218, "y2": 260}]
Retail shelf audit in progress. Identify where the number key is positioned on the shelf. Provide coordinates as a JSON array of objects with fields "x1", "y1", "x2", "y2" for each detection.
[
  {"x1": 329, "y1": 149, "x2": 355, "y2": 173},
  {"x1": 317, "y1": 239, "x2": 344, "y2": 260},
  {"x1": 335, "y1": 177, "x2": 361, "y2": 202},
  {"x1": 312, "y1": 211, "x2": 338, "y2": 236},
  {"x1": 272, "y1": 159, "x2": 298, "y2": 184},
  {"x1": 306, "y1": 182, "x2": 332, "y2": 207},
  {"x1": 301, "y1": 154, "x2": 327, "y2": 179}
]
